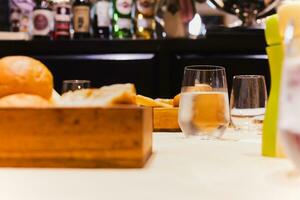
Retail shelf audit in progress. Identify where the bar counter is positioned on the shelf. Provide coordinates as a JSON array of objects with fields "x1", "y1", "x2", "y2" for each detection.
[{"x1": 0, "y1": 131, "x2": 298, "y2": 200}]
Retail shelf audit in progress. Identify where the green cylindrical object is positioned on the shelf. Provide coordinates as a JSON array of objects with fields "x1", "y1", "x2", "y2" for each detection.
[{"x1": 262, "y1": 14, "x2": 285, "y2": 157}]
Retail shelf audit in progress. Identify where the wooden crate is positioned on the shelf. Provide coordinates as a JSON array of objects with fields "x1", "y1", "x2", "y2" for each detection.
[
  {"x1": 153, "y1": 108, "x2": 181, "y2": 132},
  {"x1": 0, "y1": 106, "x2": 153, "y2": 168}
]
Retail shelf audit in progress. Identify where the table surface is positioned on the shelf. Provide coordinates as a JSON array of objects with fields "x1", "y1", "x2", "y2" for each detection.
[{"x1": 0, "y1": 131, "x2": 299, "y2": 200}]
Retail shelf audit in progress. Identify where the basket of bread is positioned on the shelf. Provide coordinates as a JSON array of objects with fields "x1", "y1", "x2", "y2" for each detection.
[{"x1": 0, "y1": 56, "x2": 153, "y2": 168}]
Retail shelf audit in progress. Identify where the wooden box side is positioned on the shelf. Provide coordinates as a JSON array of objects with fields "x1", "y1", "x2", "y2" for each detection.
[
  {"x1": 0, "y1": 107, "x2": 153, "y2": 168},
  {"x1": 153, "y1": 108, "x2": 180, "y2": 132}
]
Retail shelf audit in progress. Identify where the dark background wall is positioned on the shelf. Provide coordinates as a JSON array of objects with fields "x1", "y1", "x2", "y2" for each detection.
[{"x1": 0, "y1": 0, "x2": 9, "y2": 31}]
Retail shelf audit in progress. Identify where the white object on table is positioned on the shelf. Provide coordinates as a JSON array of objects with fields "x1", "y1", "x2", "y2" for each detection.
[{"x1": 0, "y1": 131, "x2": 298, "y2": 200}]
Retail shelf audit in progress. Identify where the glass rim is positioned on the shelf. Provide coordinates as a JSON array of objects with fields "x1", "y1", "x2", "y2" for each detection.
[
  {"x1": 184, "y1": 65, "x2": 225, "y2": 72},
  {"x1": 233, "y1": 75, "x2": 265, "y2": 79},
  {"x1": 63, "y1": 80, "x2": 91, "y2": 84}
]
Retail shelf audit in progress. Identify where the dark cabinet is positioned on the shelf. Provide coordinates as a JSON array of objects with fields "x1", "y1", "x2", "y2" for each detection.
[
  {"x1": 0, "y1": 0, "x2": 9, "y2": 31},
  {"x1": 36, "y1": 54, "x2": 158, "y2": 97}
]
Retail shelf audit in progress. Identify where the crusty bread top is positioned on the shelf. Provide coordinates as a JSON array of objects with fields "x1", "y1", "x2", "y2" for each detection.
[
  {"x1": 0, "y1": 56, "x2": 53, "y2": 99},
  {"x1": 59, "y1": 83, "x2": 137, "y2": 107},
  {"x1": 136, "y1": 95, "x2": 173, "y2": 108}
]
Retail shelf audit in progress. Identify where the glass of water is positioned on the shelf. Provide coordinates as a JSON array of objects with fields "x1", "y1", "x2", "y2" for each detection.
[
  {"x1": 178, "y1": 65, "x2": 230, "y2": 139},
  {"x1": 62, "y1": 80, "x2": 91, "y2": 94},
  {"x1": 230, "y1": 75, "x2": 267, "y2": 132}
]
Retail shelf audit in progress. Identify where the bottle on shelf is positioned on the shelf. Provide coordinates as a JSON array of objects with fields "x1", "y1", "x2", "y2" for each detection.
[
  {"x1": 112, "y1": 0, "x2": 133, "y2": 39},
  {"x1": 32, "y1": 0, "x2": 54, "y2": 39},
  {"x1": 10, "y1": 8, "x2": 22, "y2": 32},
  {"x1": 73, "y1": 0, "x2": 91, "y2": 39},
  {"x1": 92, "y1": 0, "x2": 111, "y2": 39},
  {"x1": 53, "y1": 0, "x2": 72, "y2": 40},
  {"x1": 9, "y1": 0, "x2": 36, "y2": 33},
  {"x1": 134, "y1": 0, "x2": 157, "y2": 39}
]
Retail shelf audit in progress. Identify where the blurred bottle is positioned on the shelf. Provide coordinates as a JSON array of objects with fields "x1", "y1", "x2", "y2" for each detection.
[
  {"x1": 53, "y1": 0, "x2": 71, "y2": 40},
  {"x1": 10, "y1": 8, "x2": 22, "y2": 32},
  {"x1": 93, "y1": 0, "x2": 111, "y2": 39},
  {"x1": 73, "y1": 0, "x2": 90, "y2": 39},
  {"x1": 156, "y1": 0, "x2": 195, "y2": 38},
  {"x1": 32, "y1": 0, "x2": 53, "y2": 39},
  {"x1": 112, "y1": 0, "x2": 133, "y2": 39},
  {"x1": 278, "y1": 2, "x2": 300, "y2": 169},
  {"x1": 134, "y1": 0, "x2": 156, "y2": 39},
  {"x1": 9, "y1": 0, "x2": 36, "y2": 33}
]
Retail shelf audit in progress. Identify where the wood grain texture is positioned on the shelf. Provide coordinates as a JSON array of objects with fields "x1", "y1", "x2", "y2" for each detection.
[
  {"x1": 154, "y1": 108, "x2": 181, "y2": 132},
  {"x1": 0, "y1": 106, "x2": 153, "y2": 168}
]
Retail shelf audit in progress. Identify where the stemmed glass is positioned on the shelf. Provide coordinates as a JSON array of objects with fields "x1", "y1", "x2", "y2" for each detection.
[
  {"x1": 62, "y1": 80, "x2": 91, "y2": 94},
  {"x1": 178, "y1": 65, "x2": 230, "y2": 139}
]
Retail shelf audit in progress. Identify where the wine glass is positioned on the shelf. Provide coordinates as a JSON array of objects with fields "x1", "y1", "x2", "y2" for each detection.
[
  {"x1": 178, "y1": 65, "x2": 230, "y2": 139},
  {"x1": 230, "y1": 75, "x2": 267, "y2": 133},
  {"x1": 62, "y1": 80, "x2": 91, "y2": 94}
]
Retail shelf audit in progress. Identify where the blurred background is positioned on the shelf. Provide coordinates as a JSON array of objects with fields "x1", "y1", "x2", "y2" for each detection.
[{"x1": 0, "y1": 0, "x2": 279, "y2": 97}]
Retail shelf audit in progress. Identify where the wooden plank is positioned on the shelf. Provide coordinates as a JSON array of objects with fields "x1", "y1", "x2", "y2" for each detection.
[{"x1": 0, "y1": 106, "x2": 153, "y2": 168}]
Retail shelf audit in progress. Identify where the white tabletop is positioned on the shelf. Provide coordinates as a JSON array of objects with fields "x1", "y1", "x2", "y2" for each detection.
[{"x1": 0, "y1": 131, "x2": 299, "y2": 200}]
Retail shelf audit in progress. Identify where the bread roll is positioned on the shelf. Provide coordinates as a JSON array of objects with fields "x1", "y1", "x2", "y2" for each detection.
[
  {"x1": 60, "y1": 83, "x2": 137, "y2": 107},
  {"x1": 0, "y1": 56, "x2": 53, "y2": 99},
  {"x1": 184, "y1": 84, "x2": 213, "y2": 92},
  {"x1": 174, "y1": 84, "x2": 213, "y2": 107},
  {"x1": 173, "y1": 94, "x2": 181, "y2": 107},
  {"x1": 0, "y1": 94, "x2": 51, "y2": 107}
]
